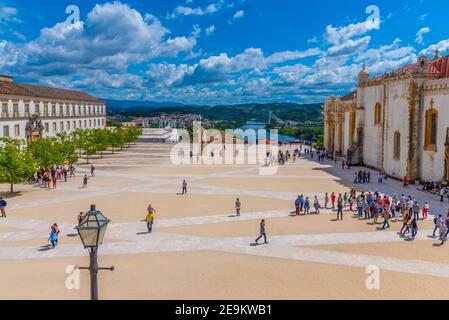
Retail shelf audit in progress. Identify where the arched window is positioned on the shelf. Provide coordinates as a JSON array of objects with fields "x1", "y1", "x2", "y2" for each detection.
[
  {"x1": 374, "y1": 103, "x2": 382, "y2": 125},
  {"x1": 393, "y1": 131, "x2": 401, "y2": 160},
  {"x1": 424, "y1": 102, "x2": 438, "y2": 151}
]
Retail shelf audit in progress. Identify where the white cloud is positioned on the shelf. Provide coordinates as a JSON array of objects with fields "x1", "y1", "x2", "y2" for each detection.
[
  {"x1": 205, "y1": 25, "x2": 216, "y2": 36},
  {"x1": 420, "y1": 39, "x2": 449, "y2": 57},
  {"x1": 170, "y1": 3, "x2": 219, "y2": 18},
  {"x1": 415, "y1": 27, "x2": 430, "y2": 45},
  {"x1": 4, "y1": 2, "x2": 196, "y2": 77},
  {"x1": 325, "y1": 19, "x2": 380, "y2": 45},
  {"x1": 327, "y1": 36, "x2": 371, "y2": 56},
  {"x1": 233, "y1": 10, "x2": 244, "y2": 19}
]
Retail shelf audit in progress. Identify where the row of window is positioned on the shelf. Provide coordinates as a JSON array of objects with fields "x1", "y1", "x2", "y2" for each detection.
[
  {"x1": 0, "y1": 102, "x2": 106, "y2": 118},
  {"x1": 375, "y1": 102, "x2": 439, "y2": 155},
  {"x1": 2, "y1": 118, "x2": 105, "y2": 138}
]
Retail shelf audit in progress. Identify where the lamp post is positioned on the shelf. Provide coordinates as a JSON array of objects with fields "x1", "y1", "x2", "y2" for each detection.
[{"x1": 76, "y1": 204, "x2": 114, "y2": 300}]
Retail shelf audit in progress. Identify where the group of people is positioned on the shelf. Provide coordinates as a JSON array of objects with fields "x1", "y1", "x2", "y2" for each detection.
[{"x1": 36, "y1": 166, "x2": 73, "y2": 189}]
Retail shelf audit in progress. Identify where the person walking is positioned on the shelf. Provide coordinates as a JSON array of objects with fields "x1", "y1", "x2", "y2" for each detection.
[
  {"x1": 77, "y1": 212, "x2": 85, "y2": 225},
  {"x1": 313, "y1": 195, "x2": 320, "y2": 214},
  {"x1": 235, "y1": 198, "x2": 241, "y2": 217},
  {"x1": 52, "y1": 174, "x2": 57, "y2": 189},
  {"x1": 0, "y1": 196, "x2": 7, "y2": 218},
  {"x1": 433, "y1": 215, "x2": 442, "y2": 238},
  {"x1": 145, "y1": 205, "x2": 156, "y2": 234},
  {"x1": 90, "y1": 164, "x2": 95, "y2": 177},
  {"x1": 412, "y1": 201, "x2": 420, "y2": 221},
  {"x1": 440, "y1": 187, "x2": 447, "y2": 202},
  {"x1": 48, "y1": 226, "x2": 58, "y2": 249},
  {"x1": 324, "y1": 192, "x2": 329, "y2": 209},
  {"x1": 255, "y1": 219, "x2": 268, "y2": 244},
  {"x1": 336, "y1": 194, "x2": 343, "y2": 220},
  {"x1": 411, "y1": 218, "x2": 418, "y2": 239},
  {"x1": 381, "y1": 209, "x2": 390, "y2": 229},
  {"x1": 181, "y1": 180, "x2": 188, "y2": 195},
  {"x1": 331, "y1": 192, "x2": 336, "y2": 209},
  {"x1": 423, "y1": 201, "x2": 429, "y2": 220},
  {"x1": 82, "y1": 174, "x2": 89, "y2": 188}
]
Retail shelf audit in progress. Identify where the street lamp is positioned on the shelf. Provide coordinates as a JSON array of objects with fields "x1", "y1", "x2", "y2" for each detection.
[{"x1": 76, "y1": 204, "x2": 114, "y2": 300}]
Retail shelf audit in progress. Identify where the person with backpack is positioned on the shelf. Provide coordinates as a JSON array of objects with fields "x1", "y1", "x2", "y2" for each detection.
[
  {"x1": 48, "y1": 225, "x2": 58, "y2": 249},
  {"x1": 381, "y1": 209, "x2": 391, "y2": 229},
  {"x1": 0, "y1": 196, "x2": 7, "y2": 218}
]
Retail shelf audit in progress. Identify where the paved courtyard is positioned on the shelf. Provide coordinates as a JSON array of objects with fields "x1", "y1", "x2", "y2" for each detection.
[{"x1": 0, "y1": 143, "x2": 449, "y2": 300}]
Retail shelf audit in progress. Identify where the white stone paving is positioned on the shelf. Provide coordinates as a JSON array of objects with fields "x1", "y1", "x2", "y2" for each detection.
[{"x1": 0, "y1": 145, "x2": 447, "y2": 281}]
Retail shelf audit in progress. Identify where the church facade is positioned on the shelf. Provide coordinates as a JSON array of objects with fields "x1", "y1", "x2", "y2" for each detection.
[
  {"x1": 0, "y1": 75, "x2": 106, "y2": 143},
  {"x1": 323, "y1": 52, "x2": 449, "y2": 183}
]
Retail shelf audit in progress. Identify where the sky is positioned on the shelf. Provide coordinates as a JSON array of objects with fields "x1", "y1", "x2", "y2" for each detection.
[{"x1": 0, "y1": 0, "x2": 448, "y2": 105}]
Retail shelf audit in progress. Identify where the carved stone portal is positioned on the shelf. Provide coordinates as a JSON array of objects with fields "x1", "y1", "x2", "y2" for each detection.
[{"x1": 25, "y1": 114, "x2": 44, "y2": 142}]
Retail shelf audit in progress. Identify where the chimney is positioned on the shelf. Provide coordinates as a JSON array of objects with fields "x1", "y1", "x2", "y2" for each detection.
[{"x1": 0, "y1": 75, "x2": 13, "y2": 83}]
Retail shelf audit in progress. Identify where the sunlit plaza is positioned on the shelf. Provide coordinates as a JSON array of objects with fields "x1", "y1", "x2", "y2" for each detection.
[{"x1": 1, "y1": 142, "x2": 449, "y2": 300}]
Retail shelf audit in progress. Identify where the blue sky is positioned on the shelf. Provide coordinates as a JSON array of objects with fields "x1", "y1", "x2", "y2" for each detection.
[{"x1": 0, "y1": 0, "x2": 448, "y2": 104}]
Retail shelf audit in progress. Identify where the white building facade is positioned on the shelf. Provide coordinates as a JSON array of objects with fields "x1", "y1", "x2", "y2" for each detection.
[
  {"x1": 0, "y1": 75, "x2": 106, "y2": 142},
  {"x1": 324, "y1": 53, "x2": 449, "y2": 183}
]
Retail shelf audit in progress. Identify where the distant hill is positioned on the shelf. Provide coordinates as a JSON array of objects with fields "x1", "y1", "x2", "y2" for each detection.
[
  {"x1": 104, "y1": 99, "x2": 185, "y2": 111},
  {"x1": 107, "y1": 101, "x2": 323, "y2": 125}
]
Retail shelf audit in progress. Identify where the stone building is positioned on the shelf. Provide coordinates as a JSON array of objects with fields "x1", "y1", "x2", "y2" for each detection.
[
  {"x1": 323, "y1": 52, "x2": 449, "y2": 183},
  {"x1": 0, "y1": 75, "x2": 106, "y2": 143}
]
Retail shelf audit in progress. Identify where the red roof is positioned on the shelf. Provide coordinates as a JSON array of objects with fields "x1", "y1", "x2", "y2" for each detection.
[
  {"x1": 0, "y1": 81, "x2": 103, "y2": 103},
  {"x1": 368, "y1": 55, "x2": 449, "y2": 83},
  {"x1": 341, "y1": 91, "x2": 356, "y2": 101}
]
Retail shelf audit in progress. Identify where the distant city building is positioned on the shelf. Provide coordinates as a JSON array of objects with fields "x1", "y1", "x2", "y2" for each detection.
[
  {"x1": 0, "y1": 75, "x2": 106, "y2": 142},
  {"x1": 138, "y1": 128, "x2": 179, "y2": 143},
  {"x1": 324, "y1": 53, "x2": 449, "y2": 183}
]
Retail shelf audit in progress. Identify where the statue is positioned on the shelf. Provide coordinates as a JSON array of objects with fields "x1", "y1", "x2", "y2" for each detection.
[{"x1": 25, "y1": 114, "x2": 44, "y2": 142}]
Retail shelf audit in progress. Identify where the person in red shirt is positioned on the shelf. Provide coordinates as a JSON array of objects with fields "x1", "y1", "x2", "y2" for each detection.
[{"x1": 331, "y1": 192, "x2": 336, "y2": 209}]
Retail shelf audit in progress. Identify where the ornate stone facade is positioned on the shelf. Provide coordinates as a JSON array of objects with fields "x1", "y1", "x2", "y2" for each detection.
[{"x1": 323, "y1": 53, "x2": 449, "y2": 183}]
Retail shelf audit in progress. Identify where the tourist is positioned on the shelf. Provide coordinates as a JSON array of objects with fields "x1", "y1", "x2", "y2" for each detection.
[
  {"x1": 91, "y1": 164, "x2": 96, "y2": 177},
  {"x1": 400, "y1": 213, "x2": 411, "y2": 237},
  {"x1": 412, "y1": 201, "x2": 420, "y2": 221},
  {"x1": 330, "y1": 192, "x2": 336, "y2": 209},
  {"x1": 411, "y1": 218, "x2": 418, "y2": 239},
  {"x1": 145, "y1": 205, "x2": 156, "y2": 234},
  {"x1": 304, "y1": 197, "x2": 310, "y2": 215},
  {"x1": 324, "y1": 192, "x2": 329, "y2": 209},
  {"x1": 433, "y1": 215, "x2": 442, "y2": 238},
  {"x1": 313, "y1": 195, "x2": 320, "y2": 214},
  {"x1": 440, "y1": 219, "x2": 447, "y2": 245},
  {"x1": 357, "y1": 197, "x2": 364, "y2": 219},
  {"x1": 336, "y1": 194, "x2": 343, "y2": 220},
  {"x1": 63, "y1": 167, "x2": 68, "y2": 182},
  {"x1": 294, "y1": 196, "x2": 301, "y2": 216},
  {"x1": 423, "y1": 201, "x2": 429, "y2": 220},
  {"x1": 235, "y1": 198, "x2": 241, "y2": 217},
  {"x1": 381, "y1": 209, "x2": 390, "y2": 229},
  {"x1": 77, "y1": 212, "x2": 85, "y2": 225},
  {"x1": 343, "y1": 192, "x2": 348, "y2": 207},
  {"x1": 48, "y1": 226, "x2": 58, "y2": 249},
  {"x1": 82, "y1": 174, "x2": 89, "y2": 188},
  {"x1": 182, "y1": 179, "x2": 188, "y2": 195},
  {"x1": 0, "y1": 196, "x2": 7, "y2": 218},
  {"x1": 255, "y1": 219, "x2": 268, "y2": 244},
  {"x1": 440, "y1": 186, "x2": 447, "y2": 202},
  {"x1": 52, "y1": 174, "x2": 57, "y2": 189},
  {"x1": 299, "y1": 194, "x2": 305, "y2": 212}
]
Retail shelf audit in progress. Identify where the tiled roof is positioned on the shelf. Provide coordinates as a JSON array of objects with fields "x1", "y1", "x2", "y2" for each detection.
[
  {"x1": 368, "y1": 55, "x2": 449, "y2": 83},
  {"x1": 0, "y1": 81, "x2": 103, "y2": 103},
  {"x1": 341, "y1": 91, "x2": 356, "y2": 101}
]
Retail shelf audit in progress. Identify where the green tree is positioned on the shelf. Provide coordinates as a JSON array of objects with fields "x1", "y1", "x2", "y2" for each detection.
[
  {"x1": 110, "y1": 127, "x2": 126, "y2": 153},
  {"x1": 0, "y1": 138, "x2": 37, "y2": 193},
  {"x1": 27, "y1": 137, "x2": 65, "y2": 169}
]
